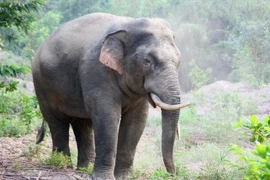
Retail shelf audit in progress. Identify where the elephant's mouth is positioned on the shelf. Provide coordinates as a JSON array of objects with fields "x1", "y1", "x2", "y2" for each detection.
[
  {"x1": 147, "y1": 93, "x2": 190, "y2": 110},
  {"x1": 147, "y1": 93, "x2": 157, "y2": 108}
]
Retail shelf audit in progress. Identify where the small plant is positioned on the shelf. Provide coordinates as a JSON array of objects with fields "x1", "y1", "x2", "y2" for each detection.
[
  {"x1": 78, "y1": 164, "x2": 94, "y2": 173},
  {"x1": 22, "y1": 144, "x2": 42, "y2": 161},
  {"x1": 230, "y1": 115, "x2": 270, "y2": 180},
  {"x1": 11, "y1": 161, "x2": 22, "y2": 170},
  {"x1": 129, "y1": 169, "x2": 144, "y2": 180},
  {"x1": 148, "y1": 168, "x2": 173, "y2": 180},
  {"x1": 41, "y1": 152, "x2": 72, "y2": 169},
  {"x1": 21, "y1": 95, "x2": 41, "y2": 133},
  {"x1": 175, "y1": 164, "x2": 191, "y2": 180}
]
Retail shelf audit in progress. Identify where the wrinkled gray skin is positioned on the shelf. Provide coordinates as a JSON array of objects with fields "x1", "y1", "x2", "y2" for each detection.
[{"x1": 33, "y1": 13, "x2": 182, "y2": 180}]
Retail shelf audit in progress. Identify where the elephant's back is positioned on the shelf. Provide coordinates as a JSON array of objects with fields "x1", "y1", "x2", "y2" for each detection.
[
  {"x1": 47, "y1": 13, "x2": 132, "y2": 52},
  {"x1": 37, "y1": 13, "x2": 132, "y2": 71}
]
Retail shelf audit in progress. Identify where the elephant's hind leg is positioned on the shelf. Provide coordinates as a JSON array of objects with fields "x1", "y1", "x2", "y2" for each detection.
[
  {"x1": 71, "y1": 118, "x2": 95, "y2": 168},
  {"x1": 37, "y1": 101, "x2": 71, "y2": 156},
  {"x1": 115, "y1": 99, "x2": 149, "y2": 179},
  {"x1": 33, "y1": 75, "x2": 71, "y2": 157},
  {"x1": 45, "y1": 111, "x2": 71, "y2": 156},
  {"x1": 36, "y1": 104, "x2": 70, "y2": 157}
]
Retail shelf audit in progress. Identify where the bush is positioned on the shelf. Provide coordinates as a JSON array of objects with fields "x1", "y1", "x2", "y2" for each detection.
[
  {"x1": 230, "y1": 115, "x2": 270, "y2": 179},
  {"x1": 189, "y1": 59, "x2": 212, "y2": 90},
  {"x1": 0, "y1": 90, "x2": 41, "y2": 137},
  {"x1": 42, "y1": 152, "x2": 72, "y2": 169}
]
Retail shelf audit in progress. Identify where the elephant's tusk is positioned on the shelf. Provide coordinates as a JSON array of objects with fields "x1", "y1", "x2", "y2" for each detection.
[
  {"x1": 150, "y1": 93, "x2": 190, "y2": 110},
  {"x1": 176, "y1": 123, "x2": 180, "y2": 140}
]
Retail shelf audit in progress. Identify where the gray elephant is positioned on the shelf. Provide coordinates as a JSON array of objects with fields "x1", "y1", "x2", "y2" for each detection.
[{"x1": 33, "y1": 13, "x2": 189, "y2": 180}]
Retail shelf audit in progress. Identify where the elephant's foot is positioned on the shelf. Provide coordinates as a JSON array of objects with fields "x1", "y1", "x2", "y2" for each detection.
[
  {"x1": 114, "y1": 169, "x2": 130, "y2": 180},
  {"x1": 91, "y1": 172, "x2": 115, "y2": 180}
]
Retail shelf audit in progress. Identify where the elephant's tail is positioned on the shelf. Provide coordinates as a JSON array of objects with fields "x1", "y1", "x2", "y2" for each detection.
[{"x1": 36, "y1": 120, "x2": 46, "y2": 144}]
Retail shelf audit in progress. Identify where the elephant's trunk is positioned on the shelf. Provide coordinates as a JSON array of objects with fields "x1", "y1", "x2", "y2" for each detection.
[
  {"x1": 155, "y1": 76, "x2": 182, "y2": 174},
  {"x1": 161, "y1": 101, "x2": 180, "y2": 174},
  {"x1": 145, "y1": 68, "x2": 187, "y2": 174}
]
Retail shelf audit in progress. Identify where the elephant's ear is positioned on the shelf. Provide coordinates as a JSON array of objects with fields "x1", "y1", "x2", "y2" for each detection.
[{"x1": 99, "y1": 30, "x2": 129, "y2": 74}]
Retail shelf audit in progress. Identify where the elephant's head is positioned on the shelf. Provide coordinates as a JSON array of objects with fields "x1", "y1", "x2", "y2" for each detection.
[{"x1": 99, "y1": 18, "x2": 189, "y2": 174}]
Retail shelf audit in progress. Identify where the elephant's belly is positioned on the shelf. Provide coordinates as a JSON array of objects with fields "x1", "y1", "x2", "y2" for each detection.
[
  {"x1": 58, "y1": 102, "x2": 89, "y2": 119},
  {"x1": 48, "y1": 91, "x2": 89, "y2": 119}
]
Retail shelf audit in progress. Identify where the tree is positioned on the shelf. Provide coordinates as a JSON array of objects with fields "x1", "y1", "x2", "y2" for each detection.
[
  {"x1": 0, "y1": 0, "x2": 45, "y2": 45},
  {"x1": 0, "y1": 0, "x2": 44, "y2": 91}
]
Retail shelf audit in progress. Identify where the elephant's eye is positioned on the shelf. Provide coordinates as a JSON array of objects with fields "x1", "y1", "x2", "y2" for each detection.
[
  {"x1": 144, "y1": 58, "x2": 152, "y2": 67},
  {"x1": 144, "y1": 59, "x2": 152, "y2": 65}
]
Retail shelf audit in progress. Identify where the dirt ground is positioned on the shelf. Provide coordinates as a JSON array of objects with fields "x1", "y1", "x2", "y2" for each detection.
[{"x1": 0, "y1": 81, "x2": 269, "y2": 179}]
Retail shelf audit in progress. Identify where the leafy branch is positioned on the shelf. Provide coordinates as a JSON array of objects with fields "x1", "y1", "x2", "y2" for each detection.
[
  {"x1": 230, "y1": 116, "x2": 270, "y2": 180},
  {"x1": 0, "y1": 64, "x2": 30, "y2": 92},
  {"x1": 0, "y1": 0, "x2": 45, "y2": 34}
]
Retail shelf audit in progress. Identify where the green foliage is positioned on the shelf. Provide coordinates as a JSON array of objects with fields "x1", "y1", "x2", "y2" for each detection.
[
  {"x1": 46, "y1": 0, "x2": 95, "y2": 23},
  {"x1": 22, "y1": 143, "x2": 42, "y2": 160},
  {"x1": 21, "y1": 95, "x2": 41, "y2": 132},
  {"x1": 4, "y1": 11, "x2": 61, "y2": 60},
  {"x1": 0, "y1": 90, "x2": 42, "y2": 137},
  {"x1": 42, "y1": 152, "x2": 72, "y2": 169},
  {"x1": 189, "y1": 59, "x2": 212, "y2": 90},
  {"x1": 17, "y1": 12, "x2": 61, "y2": 60},
  {"x1": 78, "y1": 164, "x2": 94, "y2": 173},
  {"x1": 231, "y1": 116, "x2": 270, "y2": 180},
  {"x1": 128, "y1": 169, "x2": 144, "y2": 180},
  {"x1": 0, "y1": 64, "x2": 30, "y2": 91},
  {"x1": 0, "y1": 0, "x2": 45, "y2": 34},
  {"x1": 0, "y1": 0, "x2": 43, "y2": 95},
  {"x1": 0, "y1": 64, "x2": 30, "y2": 77},
  {"x1": 148, "y1": 168, "x2": 173, "y2": 180},
  {"x1": 236, "y1": 115, "x2": 270, "y2": 143},
  {"x1": 228, "y1": 21, "x2": 270, "y2": 86},
  {"x1": 2, "y1": 0, "x2": 270, "y2": 90},
  {"x1": 0, "y1": 0, "x2": 45, "y2": 51}
]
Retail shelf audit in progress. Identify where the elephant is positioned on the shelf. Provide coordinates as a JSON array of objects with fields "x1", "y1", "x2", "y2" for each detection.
[{"x1": 32, "y1": 13, "x2": 189, "y2": 180}]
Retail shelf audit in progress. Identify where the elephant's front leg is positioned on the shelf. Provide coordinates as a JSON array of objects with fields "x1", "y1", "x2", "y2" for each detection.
[
  {"x1": 114, "y1": 99, "x2": 149, "y2": 180},
  {"x1": 88, "y1": 97, "x2": 121, "y2": 180},
  {"x1": 71, "y1": 118, "x2": 95, "y2": 168}
]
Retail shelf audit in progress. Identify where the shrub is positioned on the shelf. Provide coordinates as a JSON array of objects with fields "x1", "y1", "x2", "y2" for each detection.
[
  {"x1": 189, "y1": 59, "x2": 212, "y2": 90},
  {"x1": 41, "y1": 152, "x2": 72, "y2": 169},
  {"x1": 230, "y1": 115, "x2": 270, "y2": 180},
  {"x1": 78, "y1": 164, "x2": 94, "y2": 173},
  {"x1": 0, "y1": 90, "x2": 41, "y2": 137}
]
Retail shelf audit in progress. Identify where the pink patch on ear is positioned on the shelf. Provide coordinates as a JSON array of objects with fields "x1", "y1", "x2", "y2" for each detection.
[{"x1": 99, "y1": 47, "x2": 123, "y2": 74}]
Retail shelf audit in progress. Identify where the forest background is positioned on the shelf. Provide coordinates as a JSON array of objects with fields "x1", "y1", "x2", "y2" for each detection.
[
  {"x1": 2, "y1": 0, "x2": 270, "y2": 91},
  {"x1": 0, "y1": 0, "x2": 270, "y2": 179}
]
